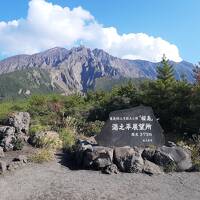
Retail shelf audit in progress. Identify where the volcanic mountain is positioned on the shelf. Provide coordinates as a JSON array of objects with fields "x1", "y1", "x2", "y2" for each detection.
[{"x1": 0, "y1": 46, "x2": 194, "y2": 99}]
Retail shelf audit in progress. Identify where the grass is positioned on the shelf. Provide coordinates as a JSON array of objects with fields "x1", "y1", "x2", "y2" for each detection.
[
  {"x1": 29, "y1": 148, "x2": 55, "y2": 163},
  {"x1": 0, "y1": 100, "x2": 28, "y2": 120},
  {"x1": 29, "y1": 124, "x2": 50, "y2": 136},
  {"x1": 59, "y1": 128, "x2": 76, "y2": 151}
]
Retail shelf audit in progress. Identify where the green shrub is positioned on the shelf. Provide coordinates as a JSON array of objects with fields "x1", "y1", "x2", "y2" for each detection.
[
  {"x1": 63, "y1": 116, "x2": 79, "y2": 130},
  {"x1": 29, "y1": 124, "x2": 50, "y2": 136},
  {"x1": 191, "y1": 145, "x2": 200, "y2": 166},
  {"x1": 59, "y1": 128, "x2": 76, "y2": 150},
  {"x1": 0, "y1": 100, "x2": 28, "y2": 121},
  {"x1": 77, "y1": 120, "x2": 105, "y2": 137},
  {"x1": 28, "y1": 95, "x2": 48, "y2": 115},
  {"x1": 30, "y1": 132, "x2": 62, "y2": 150}
]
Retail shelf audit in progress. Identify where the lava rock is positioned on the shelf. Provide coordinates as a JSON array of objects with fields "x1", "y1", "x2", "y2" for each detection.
[
  {"x1": 156, "y1": 146, "x2": 192, "y2": 171},
  {"x1": 143, "y1": 160, "x2": 163, "y2": 175},
  {"x1": 0, "y1": 126, "x2": 16, "y2": 151},
  {"x1": 142, "y1": 148, "x2": 155, "y2": 162},
  {"x1": 6, "y1": 112, "x2": 30, "y2": 135},
  {"x1": 75, "y1": 139, "x2": 94, "y2": 167},
  {"x1": 114, "y1": 147, "x2": 144, "y2": 173},
  {"x1": 166, "y1": 141, "x2": 176, "y2": 147},
  {"x1": 76, "y1": 139, "x2": 93, "y2": 152},
  {"x1": 102, "y1": 164, "x2": 119, "y2": 175},
  {"x1": 83, "y1": 146, "x2": 113, "y2": 169},
  {"x1": 153, "y1": 149, "x2": 174, "y2": 167}
]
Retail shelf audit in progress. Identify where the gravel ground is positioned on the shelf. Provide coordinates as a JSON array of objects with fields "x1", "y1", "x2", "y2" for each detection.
[{"x1": 0, "y1": 156, "x2": 200, "y2": 200}]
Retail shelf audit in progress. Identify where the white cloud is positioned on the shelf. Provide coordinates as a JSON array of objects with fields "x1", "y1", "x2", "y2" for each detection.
[{"x1": 0, "y1": 0, "x2": 182, "y2": 62}]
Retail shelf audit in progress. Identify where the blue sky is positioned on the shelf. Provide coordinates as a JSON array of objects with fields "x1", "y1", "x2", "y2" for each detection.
[{"x1": 0, "y1": 0, "x2": 199, "y2": 63}]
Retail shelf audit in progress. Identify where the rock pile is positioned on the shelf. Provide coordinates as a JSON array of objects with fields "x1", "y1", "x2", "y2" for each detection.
[
  {"x1": 75, "y1": 140, "x2": 193, "y2": 175},
  {"x1": 0, "y1": 112, "x2": 30, "y2": 151},
  {"x1": 0, "y1": 112, "x2": 31, "y2": 175}
]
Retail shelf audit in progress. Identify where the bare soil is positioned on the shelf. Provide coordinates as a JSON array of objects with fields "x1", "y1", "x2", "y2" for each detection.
[{"x1": 0, "y1": 152, "x2": 200, "y2": 200}]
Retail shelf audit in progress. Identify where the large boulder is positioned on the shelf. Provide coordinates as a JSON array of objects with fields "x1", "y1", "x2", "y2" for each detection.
[
  {"x1": 75, "y1": 139, "x2": 93, "y2": 152},
  {"x1": 114, "y1": 147, "x2": 144, "y2": 173},
  {"x1": 155, "y1": 146, "x2": 192, "y2": 171},
  {"x1": 143, "y1": 160, "x2": 163, "y2": 175},
  {"x1": 0, "y1": 160, "x2": 7, "y2": 174},
  {"x1": 0, "y1": 147, "x2": 4, "y2": 158},
  {"x1": 0, "y1": 126, "x2": 16, "y2": 151},
  {"x1": 6, "y1": 112, "x2": 30, "y2": 135},
  {"x1": 153, "y1": 149, "x2": 174, "y2": 167},
  {"x1": 83, "y1": 146, "x2": 113, "y2": 169},
  {"x1": 75, "y1": 139, "x2": 93, "y2": 166}
]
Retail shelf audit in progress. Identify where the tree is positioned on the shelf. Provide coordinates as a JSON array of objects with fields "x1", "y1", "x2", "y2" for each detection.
[
  {"x1": 141, "y1": 56, "x2": 178, "y2": 133},
  {"x1": 156, "y1": 55, "x2": 175, "y2": 84},
  {"x1": 193, "y1": 62, "x2": 200, "y2": 84}
]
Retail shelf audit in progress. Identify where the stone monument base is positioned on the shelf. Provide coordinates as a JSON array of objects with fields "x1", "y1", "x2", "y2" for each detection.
[{"x1": 74, "y1": 139, "x2": 193, "y2": 175}]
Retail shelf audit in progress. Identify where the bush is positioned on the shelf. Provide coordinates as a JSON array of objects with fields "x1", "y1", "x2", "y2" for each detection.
[
  {"x1": 191, "y1": 145, "x2": 200, "y2": 171},
  {"x1": 77, "y1": 120, "x2": 105, "y2": 137},
  {"x1": 63, "y1": 116, "x2": 80, "y2": 130},
  {"x1": 29, "y1": 124, "x2": 50, "y2": 136},
  {"x1": 30, "y1": 132, "x2": 62, "y2": 150},
  {"x1": 28, "y1": 95, "x2": 48, "y2": 115},
  {"x1": 59, "y1": 128, "x2": 76, "y2": 151},
  {"x1": 0, "y1": 100, "x2": 28, "y2": 121},
  {"x1": 29, "y1": 148, "x2": 55, "y2": 163}
]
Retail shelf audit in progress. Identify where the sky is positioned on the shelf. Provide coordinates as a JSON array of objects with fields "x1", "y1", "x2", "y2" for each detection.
[{"x1": 0, "y1": 0, "x2": 199, "y2": 63}]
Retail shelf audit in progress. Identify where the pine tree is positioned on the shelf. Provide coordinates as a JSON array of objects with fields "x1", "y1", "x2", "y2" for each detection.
[
  {"x1": 156, "y1": 55, "x2": 175, "y2": 84},
  {"x1": 193, "y1": 62, "x2": 200, "y2": 84}
]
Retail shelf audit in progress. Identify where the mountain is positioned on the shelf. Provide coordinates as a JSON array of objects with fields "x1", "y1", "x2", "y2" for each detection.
[
  {"x1": 0, "y1": 68, "x2": 68, "y2": 100},
  {"x1": 0, "y1": 46, "x2": 195, "y2": 99}
]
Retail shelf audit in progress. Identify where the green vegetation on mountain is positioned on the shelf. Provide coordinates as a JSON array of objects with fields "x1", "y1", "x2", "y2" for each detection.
[
  {"x1": 94, "y1": 77, "x2": 146, "y2": 91},
  {"x1": 0, "y1": 68, "x2": 61, "y2": 100}
]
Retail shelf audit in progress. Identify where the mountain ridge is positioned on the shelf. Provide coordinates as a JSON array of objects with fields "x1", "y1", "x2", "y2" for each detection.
[{"x1": 0, "y1": 46, "x2": 195, "y2": 99}]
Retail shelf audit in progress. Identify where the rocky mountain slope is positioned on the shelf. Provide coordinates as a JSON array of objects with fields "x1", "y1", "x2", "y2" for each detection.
[
  {"x1": 0, "y1": 68, "x2": 66, "y2": 100},
  {"x1": 0, "y1": 46, "x2": 195, "y2": 99}
]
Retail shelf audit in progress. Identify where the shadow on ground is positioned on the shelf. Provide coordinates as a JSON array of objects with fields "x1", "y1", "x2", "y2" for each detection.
[{"x1": 55, "y1": 151, "x2": 80, "y2": 170}]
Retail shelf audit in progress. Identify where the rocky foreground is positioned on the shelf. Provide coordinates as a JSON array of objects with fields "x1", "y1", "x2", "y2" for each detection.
[
  {"x1": 1, "y1": 112, "x2": 200, "y2": 200},
  {"x1": 0, "y1": 156, "x2": 200, "y2": 200}
]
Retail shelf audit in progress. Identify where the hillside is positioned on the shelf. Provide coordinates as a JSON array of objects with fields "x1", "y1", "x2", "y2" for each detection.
[
  {"x1": 0, "y1": 68, "x2": 63, "y2": 100},
  {"x1": 94, "y1": 77, "x2": 146, "y2": 91}
]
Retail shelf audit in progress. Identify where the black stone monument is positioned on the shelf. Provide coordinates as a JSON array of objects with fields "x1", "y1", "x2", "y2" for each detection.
[{"x1": 96, "y1": 106, "x2": 165, "y2": 147}]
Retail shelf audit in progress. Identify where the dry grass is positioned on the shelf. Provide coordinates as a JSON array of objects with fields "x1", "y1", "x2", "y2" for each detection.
[{"x1": 29, "y1": 148, "x2": 55, "y2": 163}]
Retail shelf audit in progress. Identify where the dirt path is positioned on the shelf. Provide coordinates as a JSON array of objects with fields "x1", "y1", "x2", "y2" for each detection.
[{"x1": 0, "y1": 154, "x2": 200, "y2": 200}]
